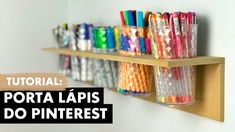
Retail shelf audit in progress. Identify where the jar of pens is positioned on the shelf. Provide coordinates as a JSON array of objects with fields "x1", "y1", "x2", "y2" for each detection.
[
  {"x1": 149, "y1": 12, "x2": 198, "y2": 105},
  {"x1": 91, "y1": 26, "x2": 119, "y2": 89},
  {"x1": 73, "y1": 23, "x2": 93, "y2": 82},
  {"x1": 52, "y1": 24, "x2": 71, "y2": 76},
  {"x1": 118, "y1": 10, "x2": 153, "y2": 96},
  {"x1": 52, "y1": 23, "x2": 94, "y2": 82}
]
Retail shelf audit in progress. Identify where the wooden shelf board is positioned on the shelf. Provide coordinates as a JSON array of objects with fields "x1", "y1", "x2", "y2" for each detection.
[
  {"x1": 43, "y1": 47, "x2": 225, "y2": 122},
  {"x1": 42, "y1": 48, "x2": 224, "y2": 67}
]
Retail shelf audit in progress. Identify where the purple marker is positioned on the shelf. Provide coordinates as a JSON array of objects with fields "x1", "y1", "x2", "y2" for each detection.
[{"x1": 121, "y1": 34, "x2": 130, "y2": 51}]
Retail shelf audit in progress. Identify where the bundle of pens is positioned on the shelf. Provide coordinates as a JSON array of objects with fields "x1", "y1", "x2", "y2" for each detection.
[
  {"x1": 52, "y1": 24, "x2": 71, "y2": 76},
  {"x1": 149, "y1": 12, "x2": 198, "y2": 105},
  {"x1": 52, "y1": 23, "x2": 94, "y2": 82},
  {"x1": 91, "y1": 26, "x2": 119, "y2": 88},
  {"x1": 72, "y1": 23, "x2": 93, "y2": 81},
  {"x1": 118, "y1": 10, "x2": 153, "y2": 96}
]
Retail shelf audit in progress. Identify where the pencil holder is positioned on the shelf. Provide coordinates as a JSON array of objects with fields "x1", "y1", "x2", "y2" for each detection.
[
  {"x1": 77, "y1": 24, "x2": 94, "y2": 81},
  {"x1": 118, "y1": 25, "x2": 153, "y2": 96},
  {"x1": 66, "y1": 23, "x2": 93, "y2": 81},
  {"x1": 153, "y1": 66, "x2": 196, "y2": 105},
  {"x1": 149, "y1": 13, "x2": 198, "y2": 105},
  {"x1": 91, "y1": 27, "x2": 118, "y2": 89},
  {"x1": 52, "y1": 25, "x2": 71, "y2": 76}
]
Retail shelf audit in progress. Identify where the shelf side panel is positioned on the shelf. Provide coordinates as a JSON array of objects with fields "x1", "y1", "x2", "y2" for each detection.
[
  {"x1": 136, "y1": 64, "x2": 224, "y2": 121},
  {"x1": 174, "y1": 64, "x2": 224, "y2": 121}
]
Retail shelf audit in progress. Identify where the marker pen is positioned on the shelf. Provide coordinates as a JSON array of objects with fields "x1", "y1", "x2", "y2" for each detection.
[{"x1": 137, "y1": 11, "x2": 146, "y2": 54}]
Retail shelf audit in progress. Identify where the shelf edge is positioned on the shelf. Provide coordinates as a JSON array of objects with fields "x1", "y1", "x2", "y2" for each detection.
[{"x1": 42, "y1": 48, "x2": 225, "y2": 67}]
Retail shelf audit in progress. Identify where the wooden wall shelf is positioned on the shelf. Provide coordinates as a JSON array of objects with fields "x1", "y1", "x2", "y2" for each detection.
[
  {"x1": 42, "y1": 48, "x2": 224, "y2": 67},
  {"x1": 43, "y1": 47, "x2": 225, "y2": 122}
]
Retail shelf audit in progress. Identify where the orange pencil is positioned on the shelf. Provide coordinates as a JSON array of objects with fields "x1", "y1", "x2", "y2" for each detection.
[{"x1": 134, "y1": 64, "x2": 141, "y2": 93}]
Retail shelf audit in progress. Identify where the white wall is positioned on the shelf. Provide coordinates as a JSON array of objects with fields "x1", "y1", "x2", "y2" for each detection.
[
  {"x1": 0, "y1": 0, "x2": 67, "y2": 130},
  {"x1": 67, "y1": 0, "x2": 235, "y2": 132},
  {"x1": 0, "y1": 0, "x2": 235, "y2": 132},
  {"x1": 0, "y1": 0, "x2": 68, "y2": 73}
]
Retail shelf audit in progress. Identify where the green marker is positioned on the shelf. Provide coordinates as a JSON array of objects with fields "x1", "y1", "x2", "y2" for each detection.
[
  {"x1": 92, "y1": 28, "x2": 98, "y2": 48},
  {"x1": 97, "y1": 27, "x2": 107, "y2": 49},
  {"x1": 123, "y1": 11, "x2": 129, "y2": 26}
]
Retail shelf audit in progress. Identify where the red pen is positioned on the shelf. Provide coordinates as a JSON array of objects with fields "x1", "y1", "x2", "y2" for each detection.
[
  {"x1": 169, "y1": 13, "x2": 181, "y2": 81},
  {"x1": 173, "y1": 13, "x2": 186, "y2": 102},
  {"x1": 119, "y1": 11, "x2": 126, "y2": 26},
  {"x1": 162, "y1": 13, "x2": 175, "y2": 59},
  {"x1": 172, "y1": 12, "x2": 183, "y2": 59},
  {"x1": 169, "y1": 14, "x2": 176, "y2": 58},
  {"x1": 179, "y1": 13, "x2": 188, "y2": 58}
]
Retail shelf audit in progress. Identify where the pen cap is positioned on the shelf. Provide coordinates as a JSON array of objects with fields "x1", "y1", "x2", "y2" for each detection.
[
  {"x1": 106, "y1": 27, "x2": 116, "y2": 49},
  {"x1": 137, "y1": 11, "x2": 144, "y2": 27}
]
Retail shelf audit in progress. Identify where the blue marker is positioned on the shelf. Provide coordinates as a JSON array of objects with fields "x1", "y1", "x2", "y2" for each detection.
[
  {"x1": 132, "y1": 10, "x2": 137, "y2": 26},
  {"x1": 137, "y1": 11, "x2": 146, "y2": 54},
  {"x1": 121, "y1": 34, "x2": 130, "y2": 51},
  {"x1": 120, "y1": 35, "x2": 125, "y2": 50},
  {"x1": 139, "y1": 38, "x2": 145, "y2": 53},
  {"x1": 80, "y1": 23, "x2": 89, "y2": 40},
  {"x1": 128, "y1": 11, "x2": 135, "y2": 26},
  {"x1": 106, "y1": 27, "x2": 116, "y2": 49},
  {"x1": 137, "y1": 11, "x2": 144, "y2": 27}
]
